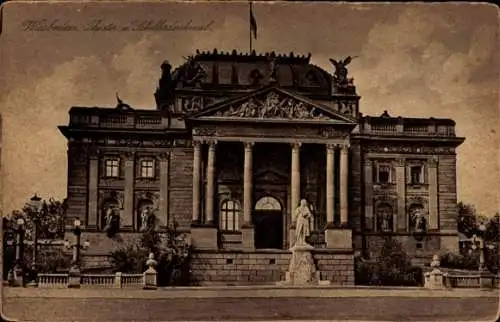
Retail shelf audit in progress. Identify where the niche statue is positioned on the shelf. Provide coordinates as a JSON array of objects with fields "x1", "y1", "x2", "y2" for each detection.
[{"x1": 104, "y1": 207, "x2": 120, "y2": 237}]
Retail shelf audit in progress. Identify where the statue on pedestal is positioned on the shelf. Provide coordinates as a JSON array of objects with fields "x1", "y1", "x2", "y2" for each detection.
[{"x1": 293, "y1": 199, "x2": 313, "y2": 247}]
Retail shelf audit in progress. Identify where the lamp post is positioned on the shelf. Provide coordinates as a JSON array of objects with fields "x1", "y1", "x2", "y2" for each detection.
[
  {"x1": 471, "y1": 222, "x2": 494, "y2": 272},
  {"x1": 10, "y1": 218, "x2": 25, "y2": 286},
  {"x1": 27, "y1": 194, "x2": 43, "y2": 272},
  {"x1": 64, "y1": 218, "x2": 90, "y2": 288}
]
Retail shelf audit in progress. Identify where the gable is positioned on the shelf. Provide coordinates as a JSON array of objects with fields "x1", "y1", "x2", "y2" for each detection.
[{"x1": 191, "y1": 87, "x2": 354, "y2": 123}]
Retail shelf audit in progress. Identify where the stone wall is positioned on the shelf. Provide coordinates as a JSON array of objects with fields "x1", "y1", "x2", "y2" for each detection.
[
  {"x1": 169, "y1": 147, "x2": 194, "y2": 228},
  {"x1": 66, "y1": 142, "x2": 89, "y2": 223},
  {"x1": 190, "y1": 251, "x2": 354, "y2": 286},
  {"x1": 438, "y1": 155, "x2": 458, "y2": 232}
]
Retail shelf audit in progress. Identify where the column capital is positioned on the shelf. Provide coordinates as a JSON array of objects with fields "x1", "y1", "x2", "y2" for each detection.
[
  {"x1": 428, "y1": 156, "x2": 438, "y2": 167},
  {"x1": 363, "y1": 158, "x2": 373, "y2": 166},
  {"x1": 326, "y1": 143, "x2": 336, "y2": 150},
  {"x1": 192, "y1": 140, "x2": 202, "y2": 149},
  {"x1": 88, "y1": 146, "x2": 100, "y2": 159},
  {"x1": 340, "y1": 143, "x2": 350, "y2": 153},
  {"x1": 206, "y1": 139, "x2": 218, "y2": 149},
  {"x1": 121, "y1": 151, "x2": 135, "y2": 161},
  {"x1": 395, "y1": 158, "x2": 406, "y2": 167},
  {"x1": 243, "y1": 141, "x2": 255, "y2": 150},
  {"x1": 291, "y1": 142, "x2": 302, "y2": 150},
  {"x1": 156, "y1": 152, "x2": 170, "y2": 161}
]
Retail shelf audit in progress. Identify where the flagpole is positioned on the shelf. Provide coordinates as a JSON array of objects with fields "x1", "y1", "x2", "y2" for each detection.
[{"x1": 249, "y1": 1, "x2": 253, "y2": 53}]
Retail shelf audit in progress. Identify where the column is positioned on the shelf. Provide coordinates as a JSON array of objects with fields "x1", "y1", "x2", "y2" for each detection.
[
  {"x1": 428, "y1": 158, "x2": 439, "y2": 230},
  {"x1": 339, "y1": 144, "x2": 349, "y2": 225},
  {"x1": 87, "y1": 149, "x2": 99, "y2": 228},
  {"x1": 395, "y1": 158, "x2": 406, "y2": 231},
  {"x1": 192, "y1": 141, "x2": 202, "y2": 224},
  {"x1": 122, "y1": 152, "x2": 135, "y2": 229},
  {"x1": 290, "y1": 142, "x2": 301, "y2": 219},
  {"x1": 205, "y1": 140, "x2": 217, "y2": 225},
  {"x1": 364, "y1": 159, "x2": 374, "y2": 230},
  {"x1": 158, "y1": 152, "x2": 170, "y2": 227},
  {"x1": 325, "y1": 144, "x2": 335, "y2": 227},
  {"x1": 243, "y1": 142, "x2": 254, "y2": 225}
]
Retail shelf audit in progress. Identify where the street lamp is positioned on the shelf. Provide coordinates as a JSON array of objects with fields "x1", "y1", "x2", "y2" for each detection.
[
  {"x1": 471, "y1": 222, "x2": 495, "y2": 272},
  {"x1": 27, "y1": 194, "x2": 43, "y2": 271},
  {"x1": 64, "y1": 218, "x2": 90, "y2": 288},
  {"x1": 9, "y1": 218, "x2": 25, "y2": 286}
]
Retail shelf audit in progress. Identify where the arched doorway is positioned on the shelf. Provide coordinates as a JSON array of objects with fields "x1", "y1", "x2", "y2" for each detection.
[{"x1": 253, "y1": 196, "x2": 283, "y2": 249}]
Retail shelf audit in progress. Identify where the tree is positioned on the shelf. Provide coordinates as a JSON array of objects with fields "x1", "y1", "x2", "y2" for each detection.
[
  {"x1": 457, "y1": 202, "x2": 478, "y2": 237},
  {"x1": 5, "y1": 198, "x2": 67, "y2": 241}
]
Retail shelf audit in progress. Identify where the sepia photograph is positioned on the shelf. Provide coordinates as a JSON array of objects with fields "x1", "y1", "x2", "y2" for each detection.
[{"x1": 0, "y1": 1, "x2": 498, "y2": 321}]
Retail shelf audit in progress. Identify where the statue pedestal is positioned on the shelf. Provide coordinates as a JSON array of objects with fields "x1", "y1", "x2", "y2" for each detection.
[{"x1": 276, "y1": 243, "x2": 331, "y2": 286}]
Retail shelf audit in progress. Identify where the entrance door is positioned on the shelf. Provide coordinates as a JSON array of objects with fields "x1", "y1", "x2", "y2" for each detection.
[{"x1": 253, "y1": 196, "x2": 283, "y2": 249}]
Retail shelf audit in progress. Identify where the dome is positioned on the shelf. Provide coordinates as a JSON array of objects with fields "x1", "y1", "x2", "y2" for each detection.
[{"x1": 154, "y1": 49, "x2": 357, "y2": 111}]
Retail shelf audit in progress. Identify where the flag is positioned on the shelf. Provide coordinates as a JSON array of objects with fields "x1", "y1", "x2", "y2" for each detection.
[{"x1": 249, "y1": 2, "x2": 257, "y2": 39}]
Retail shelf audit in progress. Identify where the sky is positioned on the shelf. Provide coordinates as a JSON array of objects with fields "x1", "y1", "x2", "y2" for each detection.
[{"x1": 0, "y1": 1, "x2": 498, "y2": 217}]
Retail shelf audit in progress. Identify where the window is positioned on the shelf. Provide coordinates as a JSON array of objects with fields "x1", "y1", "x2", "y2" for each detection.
[
  {"x1": 104, "y1": 158, "x2": 120, "y2": 177},
  {"x1": 220, "y1": 200, "x2": 240, "y2": 231},
  {"x1": 376, "y1": 203, "x2": 393, "y2": 232},
  {"x1": 140, "y1": 160, "x2": 155, "y2": 178},
  {"x1": 377, "y1": 164, "x2": 392, "y2": 184},
  {"x1": 410, "y1": 165, "x2": 424, "y2": 184}
]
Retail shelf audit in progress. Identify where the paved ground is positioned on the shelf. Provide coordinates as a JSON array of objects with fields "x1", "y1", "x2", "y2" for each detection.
[
  {"x1": 3, "y1": 296, "x2": 499, "y2": 321},
  {"x1": 2, "y1": 286, "x2": 499, "y2": 321}
]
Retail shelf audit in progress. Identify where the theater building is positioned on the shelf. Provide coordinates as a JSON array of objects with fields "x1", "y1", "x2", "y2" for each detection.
[{"x1": 58, "y1": 50, "x2": 465, "y2": 285}]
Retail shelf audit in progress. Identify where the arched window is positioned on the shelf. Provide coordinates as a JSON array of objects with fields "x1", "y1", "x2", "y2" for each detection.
[
  {"x1": 409, "y1": 204, "x2": 427, "y2": 232},
  {"x1": 254, "y1": 196, "x2": 282, "y2": 211},
  {"x1": 220, "y1": 200, "x2": 241, "y2": 231},
  {"x1": 376, "y1": 203, "x2": 393, "y2": 232}
]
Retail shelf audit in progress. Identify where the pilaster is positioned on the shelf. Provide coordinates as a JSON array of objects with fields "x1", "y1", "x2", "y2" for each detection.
[
  {"x1": 395, "y1": 158, "x2": 406, "y2": 231},
  {"x1": 363, "y1": 159, "x2": 373, "y2": 230},
  {"x1": 428, "y1": 157, "x2": 439, "y2": 230},
  {"x1": 87, "y1": 148, "x2": 99, "y2": 229},
  {"x1": 157, "y1": 152, "x2": 170, "y2": 228},
  {"x1": 192, "y1": 140, "x2": 202, "y2": 224},
  {"x1": 122, "y1": 151, "x2": 135, "y2": 229}
]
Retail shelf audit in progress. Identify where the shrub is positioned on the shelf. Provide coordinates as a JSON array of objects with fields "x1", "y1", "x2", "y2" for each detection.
[
  {"x1": 109, "y1": 221, "x2": 192, "y2": 286},
  {"x1": 355, "y1": 237, "x2": 423, "y2": 286}
]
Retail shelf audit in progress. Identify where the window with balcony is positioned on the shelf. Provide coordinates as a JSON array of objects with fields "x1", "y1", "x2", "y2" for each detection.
[
  {"x1": 410, "y1": 165, "x2": 424, "y2": 184},
  {"x1": 104, "y1": 158, "x2": 120, "y2": 178},
  {"x1": 374, "y1": 164, "x2": 392, "y2": 184},
  {"x1": 140, "y1": 159, "x2": 155, "y2": 179},
  {"x1": 220, "y1": 199, "x2": 240, "y2": 232}
]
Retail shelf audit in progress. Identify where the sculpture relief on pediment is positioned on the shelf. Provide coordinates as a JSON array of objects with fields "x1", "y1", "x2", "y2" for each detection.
[{"x1": 214, "y1": 92, "x2": 331, "y2": 120}]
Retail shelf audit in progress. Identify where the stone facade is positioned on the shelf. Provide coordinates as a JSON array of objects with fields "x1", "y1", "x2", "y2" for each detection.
[
  {"x1": 190, "y1": 251, "x2": 353, "y2": 286},
  {"x1": 58, "y1": 50, "x2": 465, "y2": 285}
]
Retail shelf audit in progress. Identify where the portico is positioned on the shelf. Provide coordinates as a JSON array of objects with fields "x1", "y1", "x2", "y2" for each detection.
[{"x1": 187, "y1": 87, "x2": 356, "y2": 251}]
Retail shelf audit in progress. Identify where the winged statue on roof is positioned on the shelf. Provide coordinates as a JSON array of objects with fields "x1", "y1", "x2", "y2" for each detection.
[{"x1": 329, "y1": 56, "x2": 358, "y2": 90}]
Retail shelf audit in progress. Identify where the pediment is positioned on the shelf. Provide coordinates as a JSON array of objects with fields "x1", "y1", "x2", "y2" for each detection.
[{"x1": 190, "y1": 87, "x2": 354, "y2": 123}]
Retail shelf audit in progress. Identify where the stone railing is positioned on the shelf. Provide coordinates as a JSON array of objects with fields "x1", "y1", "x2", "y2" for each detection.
[
  {"x1": 69, "y1": 109, "x2": 168, "y2": 130},
  {"x1": 81, "y1": 274, "x2": 117, "y2": 288},
  {"x1": 443, "y1": 273, "x2": 500, "y2": 289},
  {"x1": 36, "y1": 253, "x2": 158, "y2": 289},
  {"x1": 37, "y1": 272, "x2": 149, "y2": 289},
  {"x1": 360, "y1": 117, "x2": 456, "y2": 137},
  {"x1": 37, "y1": 273, "x2": 70, "y2": 288},
  {"x1": 424, "y1": 254, "x2": 499, "y2": 290}
]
